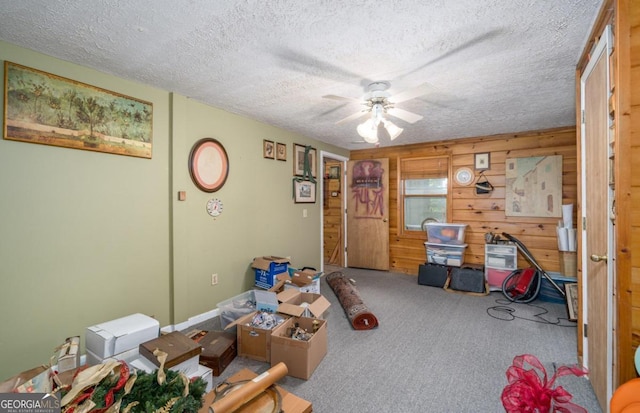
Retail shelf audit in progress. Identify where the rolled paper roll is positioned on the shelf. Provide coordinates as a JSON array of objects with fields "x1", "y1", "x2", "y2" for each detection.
[
  {"x1": 557, "y1": 227, "x2": 569, "y2": 252},
  {"x1": 209, "y1": 362, "x2": 288, "y2": 413},
  {"x1": 562, "y1": 204, "x2": 573, "y2": 228}
]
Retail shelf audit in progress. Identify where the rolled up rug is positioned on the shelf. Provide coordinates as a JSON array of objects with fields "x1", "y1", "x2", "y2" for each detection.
[{"x1": 326, "y1": 271, "x2": 379, "y2": 330}]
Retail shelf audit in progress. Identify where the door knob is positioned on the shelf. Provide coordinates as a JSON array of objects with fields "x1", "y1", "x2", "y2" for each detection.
[
  {"x1": 383, "y1": 218, "x2": 388, "y2": 222},
  {"x1": 590, "y1": 254, "x2": 608, "y2": 263}
]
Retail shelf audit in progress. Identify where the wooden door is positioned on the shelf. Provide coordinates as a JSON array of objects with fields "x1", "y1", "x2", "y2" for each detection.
[
  {"x1": 580, "y1": 25, "x2": 613, "y2": 410},
  {"x1": 346, "y1": 158, "x2": 389, "y2": 270}
]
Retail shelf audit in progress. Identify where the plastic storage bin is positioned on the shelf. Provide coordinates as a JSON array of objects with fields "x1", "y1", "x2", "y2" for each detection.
[
  {"x1": 425, "y1": 242, "x2": 467, "y2": 267},
  {"x1": 539, "y1": 274, "x2": 574, "y2": 303},
  {"x1": 486, "y1": 268, "x2": 514, "y2": 291},
  {"x1": 425, "y1": 223, "x2": 467, "y2": 245},
  {"x1": 217, "y1": 290, "x2": 256, "y2": 329}
]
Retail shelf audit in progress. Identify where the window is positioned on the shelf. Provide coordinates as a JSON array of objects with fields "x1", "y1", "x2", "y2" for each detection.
[{"x1": 399, "y1": 156, "x2": 450, "y2": 235}]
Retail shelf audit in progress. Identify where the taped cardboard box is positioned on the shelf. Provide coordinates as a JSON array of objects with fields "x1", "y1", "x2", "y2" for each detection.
[{"x1": 252, "y1": 256, "x2": 290, "y2": 289}]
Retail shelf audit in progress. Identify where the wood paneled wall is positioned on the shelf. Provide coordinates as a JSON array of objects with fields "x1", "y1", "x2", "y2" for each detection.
[{"x1": 350, "y1": 127, "x2": 577, "y2": 276}]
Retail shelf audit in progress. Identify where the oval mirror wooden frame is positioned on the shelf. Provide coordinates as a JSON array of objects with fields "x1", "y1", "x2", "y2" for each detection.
[{"x1": 189, "y1": 138, "x2": 229, "y2": 192}]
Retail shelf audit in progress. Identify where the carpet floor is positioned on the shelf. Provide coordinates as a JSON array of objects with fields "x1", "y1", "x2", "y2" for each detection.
[{"x1": 196, "y1": 266, "x2": 602, "y2": 412}]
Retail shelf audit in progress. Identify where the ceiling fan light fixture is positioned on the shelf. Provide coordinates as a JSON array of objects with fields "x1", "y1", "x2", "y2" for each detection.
[
  {"x1": 357, "y1": 119, "x2": 379, "y2": 143},
  {"x1": 357, "y1": 118, "x2": 374, "y2": 138},
  {"x1": 383, "y1": 119, "x2": 403, "y2": 140},
  {"x1": 362, "y1": 129, "x2": 379, "y2": 144}
]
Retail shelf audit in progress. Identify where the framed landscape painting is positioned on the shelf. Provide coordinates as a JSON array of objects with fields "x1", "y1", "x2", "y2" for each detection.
[{"x1": 4, "y1": 61, "x2": 153, "y2": 158}]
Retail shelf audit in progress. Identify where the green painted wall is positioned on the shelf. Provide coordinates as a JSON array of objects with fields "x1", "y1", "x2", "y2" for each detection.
[{"x1": 0, "y1": 41, "x2": 348, "y2": 379}]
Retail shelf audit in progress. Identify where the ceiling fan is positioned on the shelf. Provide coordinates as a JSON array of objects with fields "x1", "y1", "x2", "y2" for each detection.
[{"x1": 323, "y1": 81, "x2": 430, "y2": 144}]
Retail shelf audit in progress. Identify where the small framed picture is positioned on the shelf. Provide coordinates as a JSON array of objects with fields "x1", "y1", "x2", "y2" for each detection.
[
  {"x1": 328, "y1": 165, "x2": 340, "y2": 179},
  {"x1": 565, "y1": 282, "x2": 578, "y2": 321},
  {"x1": 474, "y1": 153, "x2": 490, "y2": 170},
  {"x1": 294, "y1": 180, "x2": 316, "y2": 203},
  {"x1": 293, "y1": 143, "x2": 317, "y2": 177},
  {"x1": 263, "y1": 140, "x2": 274, "y2": 159},
  {"x1": 276, "y1": 142, "x2": 287, "y2": 161}
]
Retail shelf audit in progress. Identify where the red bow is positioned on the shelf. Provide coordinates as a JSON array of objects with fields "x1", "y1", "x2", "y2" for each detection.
[{"x1": 501, "y1": 354, "x2": 588, "y2": 413}]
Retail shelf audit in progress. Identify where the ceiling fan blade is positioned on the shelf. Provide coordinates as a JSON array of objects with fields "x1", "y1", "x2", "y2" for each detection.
[
  {"x1": 336, "y1": 110, "x2": 369, "y2": 125},
  {"x1": 322, "y1": 94, "x2": 362, "y2": 103},
  {"x1": 387, "y1": 107, "x2": 423, "y2": 124}
]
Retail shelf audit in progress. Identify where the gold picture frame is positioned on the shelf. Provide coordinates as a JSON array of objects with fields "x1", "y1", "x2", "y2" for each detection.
[
  {"x1": 565, "y1": 282, "x2": 578, "y2": 321},
  {"x1": 263, "y1": 139, "x2": 274, "y2": 159},
  {"x1": 4, "y1": 61, "x2": 153, "y2": 158},
  {"x1": 276, "y1": 142, "x2": 287, "y2": 161}
]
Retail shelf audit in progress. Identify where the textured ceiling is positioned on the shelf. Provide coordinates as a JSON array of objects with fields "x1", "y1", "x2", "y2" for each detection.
[{"x1": 0, "y1": 0, "x2": 603, "y2": 149}]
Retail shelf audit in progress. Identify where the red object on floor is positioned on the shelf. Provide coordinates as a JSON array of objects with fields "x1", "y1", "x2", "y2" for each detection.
[{"x1": 501, "y1": 354, "x2": 588, "y2": 413}]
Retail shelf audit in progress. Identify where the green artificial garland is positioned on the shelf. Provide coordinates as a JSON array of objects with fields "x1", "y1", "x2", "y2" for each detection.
[{"x1": 122, "y1": 369, "x2": 206, "y2": 413}]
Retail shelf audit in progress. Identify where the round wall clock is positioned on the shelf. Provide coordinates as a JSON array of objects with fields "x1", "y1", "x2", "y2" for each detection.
[
  {"x1": 206, "y1": 198, "x2": 223, "y2": 217},
  {"x1": 454, "y1": 167, "x2": 474, "y2": 186},
  {"x1": 189, "y1": 138, "x2": 229, "y2": 192}
]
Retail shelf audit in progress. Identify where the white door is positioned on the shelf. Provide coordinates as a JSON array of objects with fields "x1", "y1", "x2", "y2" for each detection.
[{"x1": 579, "y1": 25, "x2": 614, "y2": 411}]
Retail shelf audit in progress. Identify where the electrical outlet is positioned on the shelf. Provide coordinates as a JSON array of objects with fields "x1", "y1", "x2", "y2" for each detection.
[{"x1": 211, "y1": 273, "x2": 219, "y2": 285}]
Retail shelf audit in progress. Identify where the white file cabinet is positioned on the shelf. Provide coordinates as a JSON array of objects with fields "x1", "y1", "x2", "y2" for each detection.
[{"x1": 485, "y1": 244, "x2": 518, "y2": 291}]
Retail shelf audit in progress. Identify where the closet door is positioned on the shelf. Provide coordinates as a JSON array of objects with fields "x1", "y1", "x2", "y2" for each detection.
[{"x1": 580, "y1": 25, "x2": 614, "y2": 410}]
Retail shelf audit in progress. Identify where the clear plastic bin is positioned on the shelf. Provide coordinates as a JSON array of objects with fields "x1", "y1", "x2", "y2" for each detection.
[
  {"x1": 425, "y1": 242, "x2": 467, "y2": 267},
  {"x1": 425, "y1": 223, "x2": 467, "y2": 245},
  {"x1": 217, "y1": 290, "x2": 256, "y2": 329}
]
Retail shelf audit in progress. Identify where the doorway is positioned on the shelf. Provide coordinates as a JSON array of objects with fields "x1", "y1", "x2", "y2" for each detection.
[{"x1": 320, "y1": 151, "x2": 348, "y2": 273}]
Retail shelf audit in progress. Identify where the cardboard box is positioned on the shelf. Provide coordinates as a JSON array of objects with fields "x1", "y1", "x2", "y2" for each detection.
[
  {"x1": 139, "y1": 331, "x2": 202, "y2": 375},
  {"x1": 277, "y1": 290, "x2": 331, "y2": 319},
  {"x1": 252, "y1": 256, "x2": 289, "y2": 289},
  {"x1": 290, "y1": 268, "x2": 320, "y2": 287},
  {"x1": 270, "y1": 317, "x2": 328, "y2": 380},
  {"x1": 57, "y1": 336, "x2": 80, "y2": 373},
  {"x1": 85, "y1": 313, "x2": 159, "y2": 359},
  {"x1": 284, "y1": 278, "x2": 320, "y2": 293},
  {"x1": 225, "y1": 311, "x2": 288, "y2": 362},
  {"x1": 199, "y1": 330, "x2": 237, "y2": 376}
]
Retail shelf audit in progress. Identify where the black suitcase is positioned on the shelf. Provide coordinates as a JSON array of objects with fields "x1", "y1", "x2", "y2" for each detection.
[
  {"x1": 418, "y1": 263, "x2": 449, "y2": 288},
  {"x1": 449, "y1": 264, "x2": 486, "y2": 294}
]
